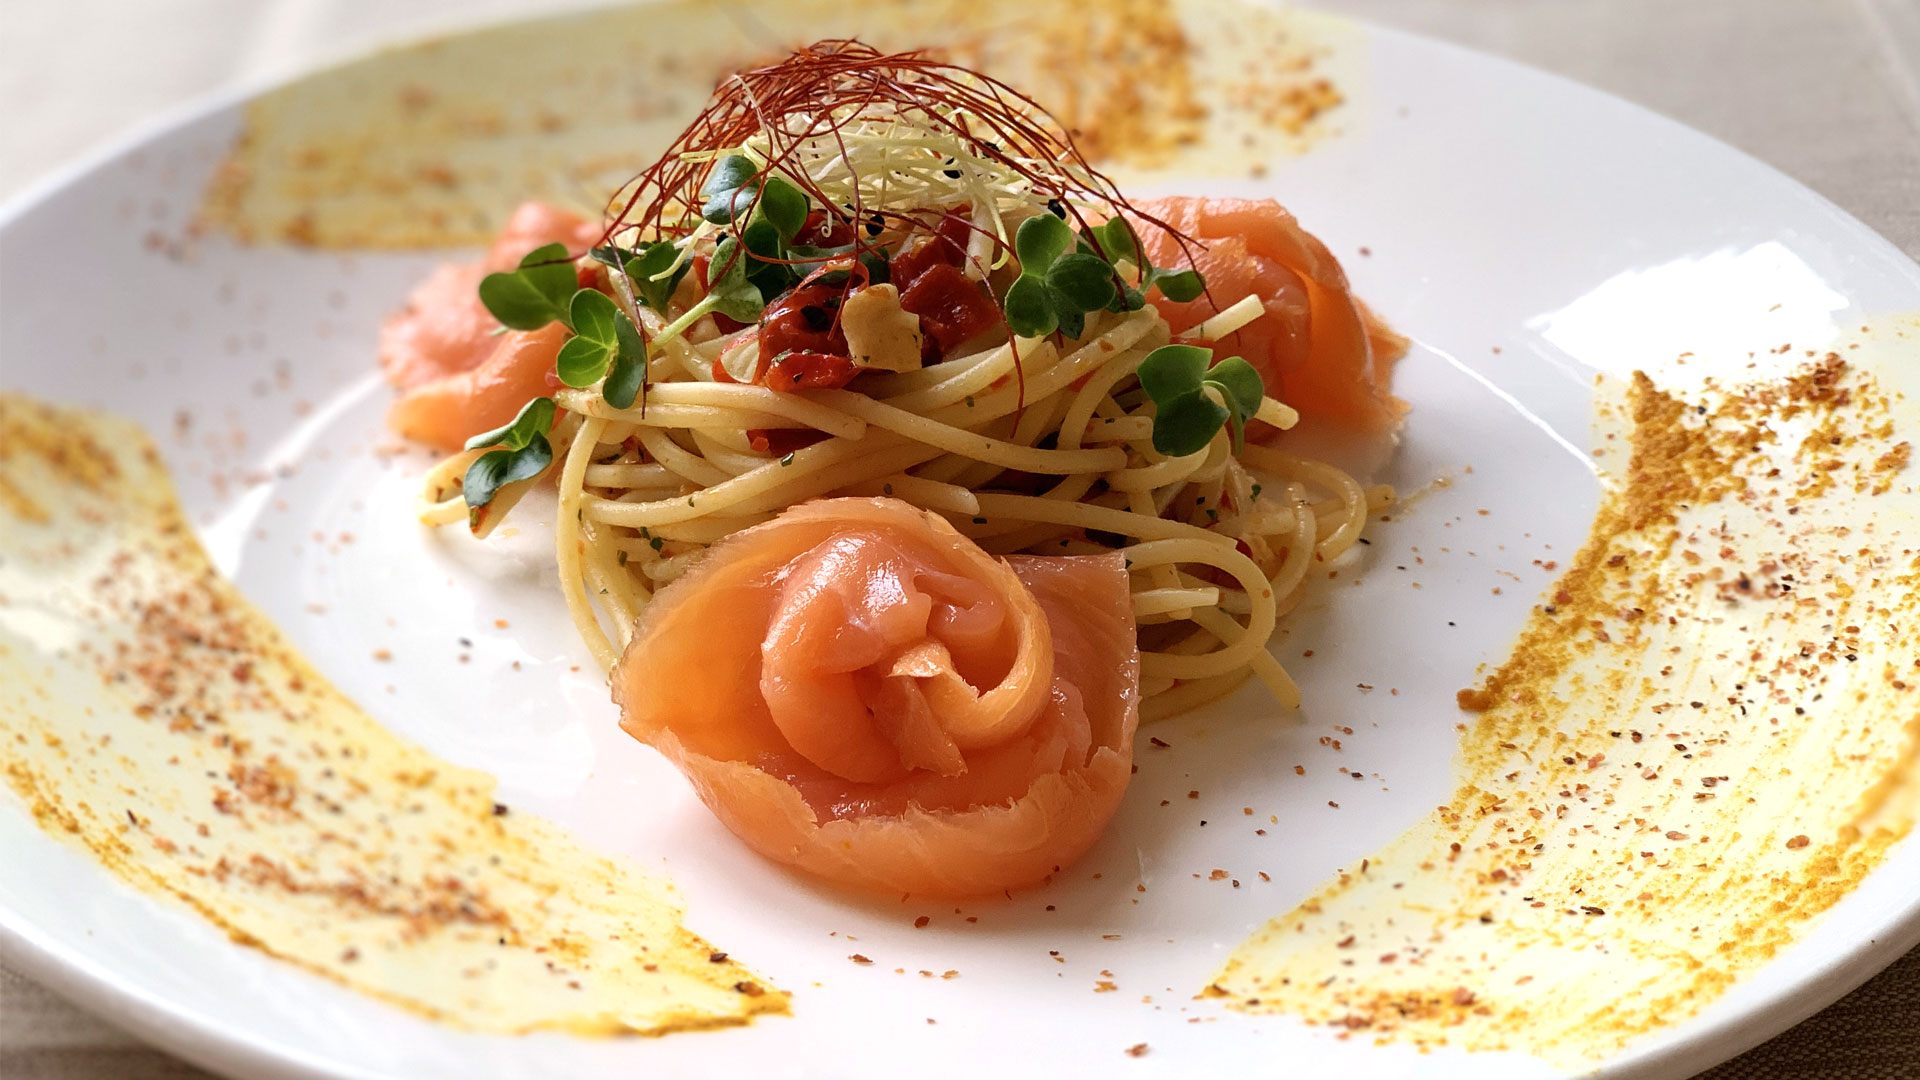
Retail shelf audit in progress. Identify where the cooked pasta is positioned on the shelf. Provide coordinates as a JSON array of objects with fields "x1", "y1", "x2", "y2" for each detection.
[
  {"x1": 415, "y1": 301, "x2": 1389, "y2": 717},
  {"x1": 387, "y1": 40, "x2": 1402, "y2": 723}
]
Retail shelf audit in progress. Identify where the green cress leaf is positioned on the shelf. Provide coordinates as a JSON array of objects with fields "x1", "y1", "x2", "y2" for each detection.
[
  {"x1": 478, "y1": 274, "x2": 561, "y2": 330},
  {"x1": 1090, "y1": 216, "x2": 1204, "y2": 306},
  {"x1": 1053, "y1": 305, "x2": 1087, "y2": 342},
  {"x1": 589, "y1": 245, "x2": 631, "y2": 270},
  {"x1": 1204, "y1": 355, "x2": 1264, "y2": 418},
  {"x1": 703, "y1": 236, "x2": 767, "y2": 323},
  {"x1": 1014, "y1": 213, "x2": 1072, "y2": 273},
  {"x1": 592, "y1": 243, "x2": 689, "y2": 314},
  {"x1": 603, "y1": 311, "x2": 647, "y2": 409},
  {"x1": 554, "y1": 335, "x2": 608, "y2": 388},
  {"x1": 700, "y1": 155, "x2": 761, "y2": 224},
  {"x1": 1003, "y1": 274, "x2": 1057, "y2": 338},
  {"x1": 570, "y1": 289, "x2": 619, "y2": 347},
  {"x1": 1134, "y1": 346, "x2": 1265, "y2": 455},
  {"x1": 1202, "y1": 354, "x2": 1264, "y2": 451},
  {"x1": 595, "y1": 240, "x2": 695, "y2": 311},
  {"x1": 1138, "y1": 344, "x2": 1232, "y2": 457},
  {"x1": 478, "y1": 243, "x2": 577, "y2": 331},
  {"x1": 1092, "y1": 217, "x2": 1139, "y2": 265},
  {"x1": 1151, "y1": 391, "x2": 1229, "y2": 457},
  {"x1": 463, "y1": 437, "x2": 553, "y2": 510},
  {"x1": 628, "y1": 242, "x2": 690, "y2": 311},
  {"x1": 1145, "y1": 266, "x2": 1205, "y2": 303},
  {"x1": 1046, "y1": 252, "x2": 1118, "y2": 312},
  {"x1": 739, "y1": 218, "x2": 793, "y2": 294},
  {"x1": 1136, "y1": 344, "x2": 1210, "y2": 405},
  {"x1": 518, "y1": 243, "x2": 580, "y2": 316},
  {"x1": 463, "y1": 396, "x2": 556, "y2": 452},
  {"x1": 555, "y1": 289, "x2": 621, "y2": 387},
  {"x1": 754, "y1": 175, "x2": 810, "y2": 244}
]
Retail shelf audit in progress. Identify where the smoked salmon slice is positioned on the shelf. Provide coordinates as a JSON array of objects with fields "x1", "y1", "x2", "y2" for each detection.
[
  {"x1": 379, "y1": 202, "x2": 598, "y2": 450},
  {"x1": 1130, "y1": 197, "x2": 1408, "y2": 451},
  {"x1": 611, "y1": 498, "x2": 1140, "y2": 897}
]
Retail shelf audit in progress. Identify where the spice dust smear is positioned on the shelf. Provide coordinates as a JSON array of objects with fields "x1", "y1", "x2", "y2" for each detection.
[
  {"x1": 1212, "y1": 317, "x2": 1920, "y2": 1064},
  {"x1": 0, "y1": 394, "x2": 785, "y2": 1035}
]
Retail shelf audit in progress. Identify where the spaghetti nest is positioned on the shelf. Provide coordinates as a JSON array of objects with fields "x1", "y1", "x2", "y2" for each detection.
[
  {"x1": 407, "y1": 40, "x2": 1390, "y2": 720},
  {"x1": 417, "y1": 302, "x2": 1384, "y2": 719}
]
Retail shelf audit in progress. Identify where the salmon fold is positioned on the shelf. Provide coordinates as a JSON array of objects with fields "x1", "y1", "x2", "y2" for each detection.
[
  {"x1": 379, "y1": 202, "x2": 597, "y2": 451},
  {"x1": 612, "y1": 498, "x2": 1141, "y2": 897},
  {"x1": 1129, "y1": 196, "x2": 1409, "y2": 471}
]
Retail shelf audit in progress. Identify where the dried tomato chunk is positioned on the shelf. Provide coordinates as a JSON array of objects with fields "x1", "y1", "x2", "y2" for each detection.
[
  {"x1": 758, "y1": 282, "x2": 850, "y2": 360},
  {"x1": 764, "y1": 352, "x2": 859, "y2": 393},
  {"x1": 889, "y1": 209, "x2": 973, "y2": 285},
  {"x1": 899, "y1": 262, "x2": 1004, "y2": 357}
]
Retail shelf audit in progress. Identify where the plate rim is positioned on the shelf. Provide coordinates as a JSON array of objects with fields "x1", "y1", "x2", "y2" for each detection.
[{"x1": 2, "y1": 7, "x2": 1919, "y2": 1079}]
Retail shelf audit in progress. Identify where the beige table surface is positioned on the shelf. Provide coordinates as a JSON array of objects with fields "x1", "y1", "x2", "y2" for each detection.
[{"x1": 2, "y1": 1, "x2": 1918, "y2": 1077}]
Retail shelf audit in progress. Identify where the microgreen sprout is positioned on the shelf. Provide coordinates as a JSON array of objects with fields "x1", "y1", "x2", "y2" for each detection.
[
  {"x1": 463, "y1": 397, "x2": 556, "y2": 514},
  {"x1": 1004, "y1": 214, "x2": 1115, "y2": 339},
  {"x1": 700, "y1": 155, "x2": 763, "y2": 224},
  {"x1": 478, "y1": 243, "x2": 578, "y2": 330},
  {"x1": 640, "y1": 158, "x2": 823, "y2": 344},
  {"x1": 591, "y1": 242, "x2": 688, "y2": 312},
  {"x1": 555, "y1": 290, "x2": 647, "y2": 409},
  {"x1": 1005, "y1": 213, "x2": 1208, "y2": 340},
  {"x1": 1136, "y1": 344, "x2": 1265, "y2": 458},
  {"x1": 1084, "y1": 218, "x2": 1204, "y2": 305}
]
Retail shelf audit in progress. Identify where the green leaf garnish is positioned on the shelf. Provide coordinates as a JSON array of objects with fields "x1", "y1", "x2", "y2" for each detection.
[
  {"x1": 1150, "y1": 391, "x2": 1230, "y2": 458},
  {"x1": 700, "y1": 155, "x2": 761, "y2": 224},
  {"x1": 605, "y1": 311, "x2": 646, "y2": 409},
  {"x1": 478, "y1": 243, "x2": 577, "y2": 330},
  {"x1": 555, "y1": 289, "x2": 619, "y2": 387},
  {"x1": 462, "y1": 396, "x2": 557, "y2": 511},
  {"x1": 1015, "y1": 213, "x2": 1073, "y2": 271},
  {"x1": 1145, "y1": 265, "x2": 1204, "y2": 303},
  {"x1": 753, "y1": 175, "x2": 810, "y2": 244},
  {"x1": 554, "y1": 289, "x2": 648, "y2": 408},
  {"x1": 703, "y1": 236, "x2": 768, "y2": 323},
  {"x1": 1205, "y1": 355, "x2": 1265, "y2": 420},
  {"x1": 638, "y1": 235, "x2": 770, "y2": 354},
  {"x1": 1047, "y1": 252, "x2": 1118, "y2": 312},
  {"x1": 593, "y1": 241, "x2": 688, "y2": 312},
  {"x1": 1003, "y1": 275, "x2": 1056, "y2": 338},
  {"x1": 1135, "y1": 345, "x2": 1266, "y2": 457},
  {"x1": 1088, "y1": 217, "x2": 1139, "y2": 265},
  {"x1": 464, "y1": 438, "x2": 553, "y2": 512},
  {"x1": 701, "y1": 154, "x2": 811, "y2": 251},
  {"x1": 1082, "y1": 217, "x2": 1208, "y2": 308},
  {"x1": 739, "y1": 218, "x2": 795, "y2": 296},
  {"x1": 1137, "y1": 344, "x2": 1209, "y2": 405},
  {"x1": 464, "y1": 395, "x2": 556, "y2": 452},
  {"x1": 1005, "y1": 215, "x2": 1120, "y2": 340}
]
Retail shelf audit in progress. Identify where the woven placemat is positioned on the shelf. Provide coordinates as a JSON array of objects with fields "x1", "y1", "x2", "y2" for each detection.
[
  {"x1": 1697, "y1": 947, "x2": 1920, "y2": 1079},
  {"x1": 6, "y1": 947, "x2": 1919, "y2": 1077}
]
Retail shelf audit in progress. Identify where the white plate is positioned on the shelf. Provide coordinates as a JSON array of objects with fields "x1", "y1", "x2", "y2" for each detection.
[{"x1": 4, "y1": 6, "x2": 1919, "y2": 1079}]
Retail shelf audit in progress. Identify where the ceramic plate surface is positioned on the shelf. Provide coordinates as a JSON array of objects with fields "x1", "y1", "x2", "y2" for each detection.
[{"x1": 4, "y1": 5, "x2": 1919, "y2": 1079}]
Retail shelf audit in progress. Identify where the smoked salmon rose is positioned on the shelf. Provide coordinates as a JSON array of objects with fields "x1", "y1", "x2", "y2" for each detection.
[
  {"x1": 611, "y1": 498, "x2": 1140, "y2": 897},
  {"x1": 379, "y1": 202, "x2": 599, "y2": 450},
  {"x1": 1130, "y1": 197, "x2": 1409, "y2": 469}
]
